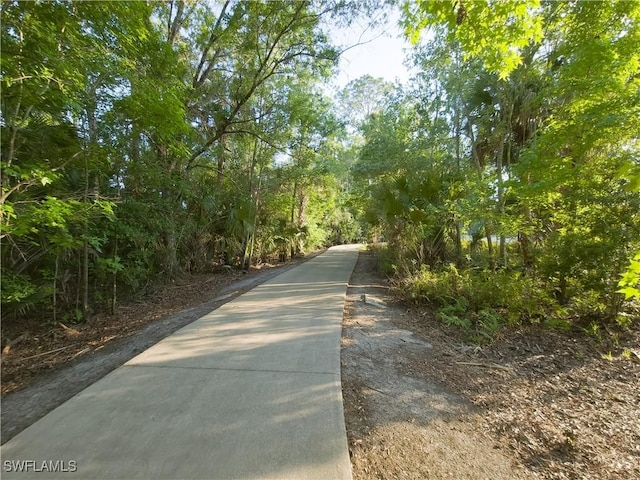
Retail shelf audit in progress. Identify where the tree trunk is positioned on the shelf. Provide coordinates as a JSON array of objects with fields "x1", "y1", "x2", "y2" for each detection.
[
  {"x1": 80, "y1": 86, "x2": 101, "y2": 322},
  {"x1": 248, "y1": 160, "x2": 264, "y2": 268},
  {"x1": 111, "y1": 237, "x2": 118, "y2": 315},
  {"x1": 486, "y1": 224, "x2": 495, "y2": 271},
  {"x1": 81, "y1": 236, "x2": 89, "y2": 321},
  {"x1": 241, "y1": 136, "x2": 261, "y2": 269},
  {"x1": 519, "y1": 228, "x2": 533, "y2": 272},
  {"x1": 217, "y1": 134, "x2": 226, "y2": 185},
  {"x1": 496, "y1": 134, "x2": 507, "y2": 269},
  {"x1": 520, "y1": 172, "x2": 534, "y2": 272},
  {"x1": 295, "y1": 189, "x2": 307, "y2": 255},
  {"x1": 290, "y1": 180, "x2": 297, "y2": 224},
  {"x1": 455, "y1": 220, "x2": 463, "y2": 266},
  {"x1": 80, "y1": 152, "x2": 90, "y2": 322},
  {"x1": 53, "y1": 253, "x2": 59, "y2": 323},
  {"x1": 75, "y1": 257, "x2": 81, "y2": 316},
  {"x1": 467, "y1": 119, "x2": 484, "y2": 176},
  {"x1": 164, "y1": 230, "x2": 179, "y2": 276}
]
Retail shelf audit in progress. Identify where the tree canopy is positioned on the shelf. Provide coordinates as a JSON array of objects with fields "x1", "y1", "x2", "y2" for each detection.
[{"x1": 2, "y1": 0, "x2": 638, "y2": 333}]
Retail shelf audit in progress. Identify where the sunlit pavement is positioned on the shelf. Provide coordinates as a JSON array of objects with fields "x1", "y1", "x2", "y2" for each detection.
[{"x1": 1, "y1": 245, "x2": 360, "y2": 479}]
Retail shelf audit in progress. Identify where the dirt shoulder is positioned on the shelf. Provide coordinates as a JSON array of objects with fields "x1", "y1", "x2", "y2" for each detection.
[
  {"x1": 1, "y1": 253, "x2": 322, "y2": 444},
  {"x1": 341, "y1": 250, "x2": 640, "y2": 480}
]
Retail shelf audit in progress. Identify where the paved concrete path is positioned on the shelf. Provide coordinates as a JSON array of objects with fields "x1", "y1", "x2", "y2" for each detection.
[{"x1": 1, "y1": 245, "x2": 359, "y2": 479}]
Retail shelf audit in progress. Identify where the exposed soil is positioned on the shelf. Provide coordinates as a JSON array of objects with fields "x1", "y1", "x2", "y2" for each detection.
[
  {"x1": 1, "y1": 253, "x2": 322, "y2": 444},
  {"x1": 342, "y1": 250, "x2": 640, "y2": 480}
]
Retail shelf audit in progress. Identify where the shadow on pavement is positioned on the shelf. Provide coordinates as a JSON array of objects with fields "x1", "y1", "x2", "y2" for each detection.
[{"x1": 1, "y1": 246, "x2": 359, "y2": 480}]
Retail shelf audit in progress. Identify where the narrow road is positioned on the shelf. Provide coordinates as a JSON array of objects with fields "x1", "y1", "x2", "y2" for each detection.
[{"x1": 1, "y1": 245, "x2": 359, "y2": 479}]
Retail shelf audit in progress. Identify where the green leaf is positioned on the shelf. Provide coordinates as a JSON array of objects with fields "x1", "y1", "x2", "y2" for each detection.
[{"x1": 617, "y1": 286, "x2": 640, "y2": 301}]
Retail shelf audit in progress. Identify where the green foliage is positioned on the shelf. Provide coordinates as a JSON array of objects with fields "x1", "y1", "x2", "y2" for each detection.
[
  {"x1": 1, "y1": 272, "x2": 37, "y2": 306},
  {"x1": 618, "y1": 252, "x2": 640, "y2": 301},
  {"x1": 437, "y1": 298, "x2": 471, "y2": 329},
  {"x1": 1, "y1": 0, "x2": 359, "y2": 324},
  {"x1": 2, "y1": 0, "x2": 638, "y2": 342},
  {"x1": 395, "y1": 255, "x2": 613, "y2": 343},
  {"x1": 351, "y1": 1, "x2": 640, "y2": 344},
  {"x1": 400, "y1": 261, "x2": 556, "y2": 324},
  {"x1": 403, "y1": 0, "x2": 543, "y2": 79}
]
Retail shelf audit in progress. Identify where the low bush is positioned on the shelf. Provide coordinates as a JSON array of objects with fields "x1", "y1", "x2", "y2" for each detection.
[{"x1": 395, "y1": 260, "x2": 635, "y2": 343}]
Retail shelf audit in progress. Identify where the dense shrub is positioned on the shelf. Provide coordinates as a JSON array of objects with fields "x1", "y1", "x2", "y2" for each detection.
[{"x1": 388, "y1": 248, "x2": 637, "y2": 343}]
